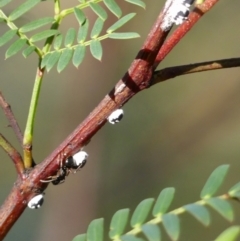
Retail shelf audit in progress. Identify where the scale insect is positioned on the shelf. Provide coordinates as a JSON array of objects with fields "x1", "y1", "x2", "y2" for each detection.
[
  {"x1": 107, "y1": 109, "x2": 124, "y2": 124},
  {"x1": 65, "y1": 151, "x2": 88, "y2": 171},
  {"x1": 41, "y1": 151, "x2": 88, "y2": 185},
  {"x1": 172, "y1": 0, "x2": 195, "y2": 25},
  {"x1": 28, "y1": 194, "x2": 44, "y2": 209},
  {"x1": 161, "y1": 0, "x2": 195, "y2": 30}
]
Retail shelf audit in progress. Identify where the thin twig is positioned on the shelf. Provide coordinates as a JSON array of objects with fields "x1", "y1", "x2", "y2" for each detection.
[
  {"x1": 151, "y1": 58, "x2": 240, "y2": 85},
  {"x1": 0, "y1": 134, "x2": 24, "y2": 176},
  {"x1": 0, "y1": 91, "x2": 23, "y2": 144}
]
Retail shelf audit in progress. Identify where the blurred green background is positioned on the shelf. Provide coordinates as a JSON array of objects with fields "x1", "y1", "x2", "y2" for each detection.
[{"x1": 0, "y1": 0, "x2": 240, "y2": 240}]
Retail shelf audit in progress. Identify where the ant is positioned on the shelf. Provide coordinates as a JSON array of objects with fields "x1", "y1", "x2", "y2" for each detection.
[{"x1": 41, "y1": 151, "x2": 88, "y2": 185}]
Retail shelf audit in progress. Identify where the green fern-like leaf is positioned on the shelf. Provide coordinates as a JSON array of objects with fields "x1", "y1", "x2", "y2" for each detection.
[
  {"x1": 72, "y1": 165, "x2": 240, "y2": 241},
  {"x1": 0, "y1": 0, "x2": 143, "y2": 70}
]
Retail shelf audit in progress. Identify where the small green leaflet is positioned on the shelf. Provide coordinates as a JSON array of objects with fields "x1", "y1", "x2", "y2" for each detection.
[
  {"x1": 91, "y1": 18, "x2": 104, "y2": 39},
  {"x1": 200, "y1": 165, "x2": 229, "y2": 199},
  {"x1": 89, "y1": 2, "x2": 108, "y2": 21},
  {"x1": 124, "y1": 0, "x2": 146, "y2": 9},
  {"x1": 87, "y1": 218, "x2": 104, "y2": 241},
  {"x1": 53, "y1": 34, "x2": 63, "y2": 50},
  {"x1": 206, "y1": 197, "x2": 234, "y2": 222},
  {"x1": 74, "y1": 8, "x2": 86, "y2": 26},
  {"x1": 9, "y1": 0, "x2": 41, "y2": 21},
  {"x1": 107, "y1": 13, "x2": 136, "y2": 33},
  {"x1": 30, "y1": 29, "x2": 59, "y2": 42},
  {"x1": 142, "y1": 224, "x2": 161, "y2": 241},
  {"x1": 45, "y1": 51, "x2": 61, "y2": 72},
  {"x1": 108, "y1": 32, "x2": 139, "y2": 39},
  {"x1": 77, "y1": 20, "x2": 89, "y2": 43},
  {"x1": 19, "y1": 17, "x2": 54, "y2": 33},
  {"x1": 72, "y1": 45, "x2": 86, "y2": 68},
  {"x1": 0, "y1": 29, "x2": 17, "y2": 47},
  {"x1": 0, "y1": 0, "x2": 12, "y2": 8},
  {"x1": 90, "y1": 40, "x2": 102, "y2": 61},
  {"x1": 5, "y1": 38, "x2": 27, "y2": 58},
  {"x1": 72, "y1": 234, "x2": 86, "y2": 241},
  {"x1": 215, "y1": 226, "x2": 240, "y2": 241},
  {"x1": 22, "y1": 46, "x2": 35, "y2": 58},
  {"x1": 184, "y1": 203, "x2": 210, "y2": 226},
  {"x1": 162, "y1": 214, "x2": 180, "y2": 241},
  {"x1": 103, "y1": 0, "x2": 122, "y2": 18},
  {"x1": 152, "y1": 188, "x2": 175, "y2": 217},
  {"x1": 64, "y1": 28, "x2": 76, "y2": 47},
  {"x1": 57, "y1": 48, "x2": 73, "y2": 72},
  {"x1": 130, "y1": 198, "x2": 154, "y2": 228},
  {"x1": 109, "y1": 209, "x2": 130, "y2": 239}
]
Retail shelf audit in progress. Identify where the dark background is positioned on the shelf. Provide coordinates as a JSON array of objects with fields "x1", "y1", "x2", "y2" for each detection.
[{"x1": 0, "y1": 0, "x2": 240, "y2": 240}]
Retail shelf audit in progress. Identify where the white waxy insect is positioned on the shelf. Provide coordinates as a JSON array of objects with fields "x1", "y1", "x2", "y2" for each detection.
[
  {"x1": 28, "y1": 194, "x2": 44, "y2": 209},
  {"x1": 107, "y1": 109, "x2": 124, "y2": 124},
  {"x1": 161, "y1": 0, "x2": 195, "y2": 30},
  {"x1": 66, "y1": 151, "x2": 88, "y2": 169}
]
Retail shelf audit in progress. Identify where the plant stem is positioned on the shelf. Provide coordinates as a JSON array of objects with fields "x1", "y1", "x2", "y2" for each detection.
[{"x1": 23, "y1": 68, "x2": 44, "y2": 168}]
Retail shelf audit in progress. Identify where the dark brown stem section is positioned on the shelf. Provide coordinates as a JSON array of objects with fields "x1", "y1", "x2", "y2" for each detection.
[
  {"x1": 0, "y1": 0, "x2": 220, "y2": 239},
  {"x1": 0, "y1": 91, "x2": 23, "y2": 144},
  {"x1": 0, "y1": 134, "x2": 24, "y2": 176},
  {"x1": 151, "y1": 58, "x2": 240, "y2": 85}
]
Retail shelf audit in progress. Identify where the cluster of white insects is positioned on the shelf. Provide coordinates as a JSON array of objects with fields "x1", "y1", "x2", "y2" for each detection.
[
  {"x1": 28, "y1": 151, "x2": 88, "y2": 209},
  {"x1": 161, "y1": 0, "x2": 195, "y2": 30}
]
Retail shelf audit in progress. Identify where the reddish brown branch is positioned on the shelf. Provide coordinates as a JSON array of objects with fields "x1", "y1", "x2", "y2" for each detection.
[
  {"x1": 153, "y1": 0, "x2": 219, "y2": 69},
  {"x1": 151, "y1": 58, "x2": 240, "y2": 85},
  {"x1": 0, "y1": 134, "x2": 24, "y2": 176},
  {"x1": 0, "y1": 91, "x2": 23, "y2": 144},
  {"x1": 0, "y1": 0, "x2": 220, "y2": 239}
]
